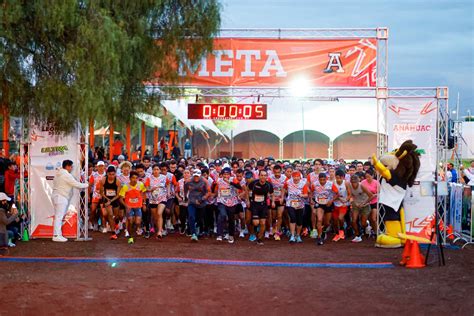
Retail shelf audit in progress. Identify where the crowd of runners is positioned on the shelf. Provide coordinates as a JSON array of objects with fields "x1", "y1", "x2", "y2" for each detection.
[
  {"x1": 84, "y1": 155, "x2": 383, "y2": 246},
  {"x1": 2, "y1": 146, "x2": 473, "y2": 248}
]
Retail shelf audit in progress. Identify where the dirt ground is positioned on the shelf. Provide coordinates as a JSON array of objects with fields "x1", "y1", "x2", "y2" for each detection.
[{"x1": 0, "y1": 232, "x2": 473, "y2": 315}]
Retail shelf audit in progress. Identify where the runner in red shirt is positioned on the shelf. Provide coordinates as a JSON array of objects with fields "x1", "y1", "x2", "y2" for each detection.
[
  {"x1": 119, "y1": 171, "x2": 146, "y2": 244},
  {"x1": 4, "y1": 162, "x2": 19, "y2": 200}
]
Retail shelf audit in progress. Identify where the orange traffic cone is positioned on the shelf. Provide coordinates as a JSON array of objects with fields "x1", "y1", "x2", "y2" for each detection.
[
  {"x1": 400, "y1": 240, "x2": 413, "y2": 266},
  {"x1": 447, "y1": 225, "x2": 454, "y2": 240},
  {"x1": 405, "y1": 241, "x2": 426, "y2": 268}
]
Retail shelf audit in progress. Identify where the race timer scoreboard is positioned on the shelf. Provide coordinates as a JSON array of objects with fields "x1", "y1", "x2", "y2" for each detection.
[{"x1": 187, "y1": 103, "x2": 267, "y2": 120}]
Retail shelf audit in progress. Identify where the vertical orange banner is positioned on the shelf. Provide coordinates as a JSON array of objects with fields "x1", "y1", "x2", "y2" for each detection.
[
  {"x1": 89, "y1": 120, "x2": 94, "y2": 150},
  {"x1": 108, "y1": 123, "x2": 114, "y2": 161},
  {"x1": 126, "y1": 123, "x2": 131, "y2": 160},
  {"x1": 2, "y1": 107, "x2": 9, "y2": 155},
  {"x1": 141, "y1": 122, "x2": 146, "y2": 157},
  {"x1": 153, "y1": 127, "x2": 158, "y2": 156}
]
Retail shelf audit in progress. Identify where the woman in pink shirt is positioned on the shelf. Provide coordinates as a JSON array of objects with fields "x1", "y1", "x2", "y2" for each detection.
[{"x1": 361, "y1": 169, "x2": 379, "y2": 235}]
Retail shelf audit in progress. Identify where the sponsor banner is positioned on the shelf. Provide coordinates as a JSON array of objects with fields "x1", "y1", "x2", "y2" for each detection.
[
  {"x1": 449, "y1": 183, "x2": 463, "y2": 233},
  {"x1": 387, "y1": 98, "x2": 437, "y2": 237},
  {"x1": 156, "y1": 38, "x2": 377, "y2": 87},
  {"x1": 29, "y1": 123, "x2": 81, "y2": 238},
  {"x1": 461, "y1": 186, "x2": 473, "y2": 238},
  {"x1": 404, "y1": 184, "x2": 436, "y2": 241}
]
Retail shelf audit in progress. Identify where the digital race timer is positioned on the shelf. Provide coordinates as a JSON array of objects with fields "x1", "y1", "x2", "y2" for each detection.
[{"x1": 187, "y1": 103, "x2": 267, "y2": 120}]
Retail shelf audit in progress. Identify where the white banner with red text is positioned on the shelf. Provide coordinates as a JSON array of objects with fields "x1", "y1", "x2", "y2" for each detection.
[
  {"x1": 29, "y1": 123, "x2": 82, "y2": 238},
  {"x1": 387, "y1": 98, "x2": 437, "y2": 239}
]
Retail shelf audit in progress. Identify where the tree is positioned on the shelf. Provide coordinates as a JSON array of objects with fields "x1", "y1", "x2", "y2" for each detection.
[{"x1": 0, "y1": 0, "x2": 221, "y2": 132}]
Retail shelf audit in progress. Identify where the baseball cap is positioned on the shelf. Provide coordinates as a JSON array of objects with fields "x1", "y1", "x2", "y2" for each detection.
[
  {"x1": 97, "y1": 161, "x2": 105, "y2": 166},
  {"x1": 118, "y1": 155, "x2": 125, "y2": 160},
  {"x1": 0, "y1": 193, "x2": 11, "y2": 201},
  {"x1": 193, "y1": 170, "x2": 202, "y2": 177},
  {"x1": 221, "y1": 167, "x2": 231, "y2": 174},
  {"x1": 214, "y1": 159, "x2": 222, "y2": 166},
  {"x1": 244, "y1": 171, "x2": 254, "y2": 179}
]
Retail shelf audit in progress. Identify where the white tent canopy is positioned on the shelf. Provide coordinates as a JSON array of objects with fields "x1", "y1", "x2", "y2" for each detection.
[
  {"x1": 135, "y1": 113, "x2": 162, "y2": 128},
  {"x1": 94, "y1": 126, "x2": 120, "y2": 136},
  {"x1": 162, "y1": 98, "x2": 377, "y2": 141}
]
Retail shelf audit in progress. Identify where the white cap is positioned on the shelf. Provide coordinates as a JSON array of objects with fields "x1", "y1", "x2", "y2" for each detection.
[
  {"x1": 0, "y1": 193, "x2": 11, "y2": 201},
  {"x1": 97, "y1": 161, "x2": 105, "y2": 166},
  {"x1": 118, "y1": 155, "x2": 125, "y2": 160},
  {"x1": 193, "y1": 170, "x2": 202, "y2": 177}
]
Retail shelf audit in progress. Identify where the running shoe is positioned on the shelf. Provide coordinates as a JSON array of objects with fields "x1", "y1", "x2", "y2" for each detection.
[
  {"x1": 8, "y1": 242, "x2": 16, "y2": 247},
  {"x1": 264, "y1": 231, "x2": 270, "y2": 239},
  {"x1": 124, "y1": 230, "x2": 130, "y2": 238},
  {"x1": 223, "y1": 233, "x2": 229, "y2": 240},
  {"x1": 162, "y1": 230, "x2": 168, "y2": 237},
  {"x1": 114, "y1": 225, "x2": 120, "y2": 235},
  {"x1": 274, "y1": 233, "x2": 281, "y2": 241},
  {"x1": 302, "y1": 228, "x2": 309, "y2": 237},
  {"x1": 228, "y1": 236, "x2": 235, "y2": 244},
  {"x1": 136, "y1": 228, "x2": 143, "y2": 236},
  {"x1": 128, "y1": 237, "x2": 134, "y2": 244},
  {"x1": 144, "y1": 231, "x2": 150, "y2": 239},
  {"x1": 239, "y1": 231, "x2": 245, "y2": 238},
  {"x1": 289, "y1": 235, "x2": 296, "y2": 243},
  {"x1": 310, "y1": 229, "x2": 318, "y2": 239},
  {"x1": 316, "y1": 237, "x2": 324, "y2": 246},
  {"x1": 216, "y1": 236, "x2": 223, "y2": 242},
  {"x1": 248, "y1": 234, "x2": 257, "y2": 242},
  {"x1": 365, "y1": 225, "x2": 372, "y2": 235},
  {"x1": 191, "y1": 234, "x2": 198, "y2": 242},
  {"x1": 243, "y1": 227, "x2": 249, "y2": 235},
  {"x1": 110, "y1": 234, "x2": 118, "y2": 240},
  {"x1": 101, "y1": 227, "x2": 108, "y2": 234},
  {"x1": 156, "y1": 231, "x2": 163, "y2": 239},
  {"x1": 332, "y1": 234, "x2": 341, "y2": 242},
  {"x1": 150, "y1": 227, "x2": 155, "y2": 234},
  {"x1": 322, "y1": 231, "x2": 327, "y2": 240},
  {"x1": 351, "y1": 236, "x2": 363, "y2": 243},
  {"x1": 296, "y1": 235, "x2": 303, "y2": 243},
  {"x1": 339, "y1": 230, "x2": 345, "y2": 240},
  {"x1": 256, "y1": 239, "x2": 264, "y2": 246}
]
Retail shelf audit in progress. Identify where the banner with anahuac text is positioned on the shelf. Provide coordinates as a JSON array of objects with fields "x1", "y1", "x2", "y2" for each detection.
[{"x1": 387, "y1": 98, "x2": 437, "y2": 239}]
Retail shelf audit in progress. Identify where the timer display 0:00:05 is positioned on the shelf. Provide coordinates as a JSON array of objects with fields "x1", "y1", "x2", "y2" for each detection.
[{"x1": 202, "y1": 104, "x2": 266, "y2": 119}]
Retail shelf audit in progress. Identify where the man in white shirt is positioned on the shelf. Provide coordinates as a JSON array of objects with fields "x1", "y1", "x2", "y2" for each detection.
[
  {"x1": 52, "y1": 160, "x2": 89, "y2": 242},
  {"x1": 461, "y1": 161, "x2": 474, "y2": 185}
]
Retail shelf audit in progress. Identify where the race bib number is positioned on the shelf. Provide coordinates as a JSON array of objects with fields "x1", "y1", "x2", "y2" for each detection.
[
  {"x1": 274, "y1": 189, "x2": 281, "y2": 197},
  {"x1": 317, "y1": 197, "x2": 328, "y2": 205},
  {"x1": 152, "y1": 190, "x2": 161, "y2": 199},
  {"x1": 129, "y1": 198, "x2": 139, "y2": 204},
  {"x1": 254, "y1": 195, "x2": 265, "y2": 203},
  {"x1": 291, "y1": 200, "x2": 302, "y2": 209},
  {"x1": 106, "y1": 189, "x2": 116, "y2": 197},
  {"x1": 220, "y1": 189, "x2": 231, "y2": 197}
]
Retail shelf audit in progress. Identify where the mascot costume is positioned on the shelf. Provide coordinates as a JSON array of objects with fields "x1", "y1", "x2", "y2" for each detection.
[{"x1": 372, "y1": 140, "x2": 421, "y2": 248}]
